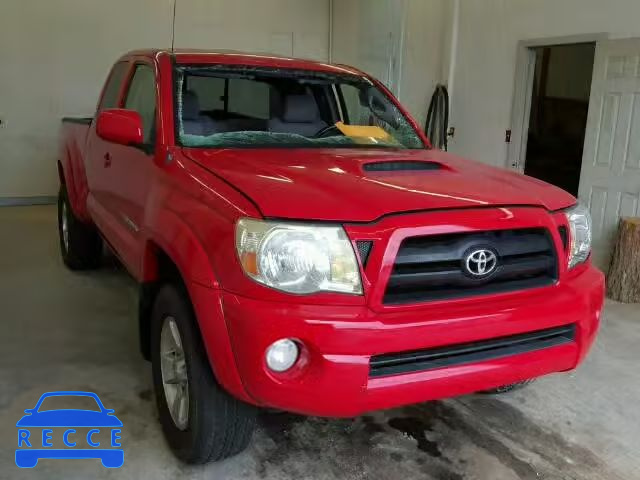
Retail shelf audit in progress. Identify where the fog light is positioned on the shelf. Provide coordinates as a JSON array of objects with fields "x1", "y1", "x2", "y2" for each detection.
[{"x1": 265, "y1": 339, "x2": 299, "y2": 372}]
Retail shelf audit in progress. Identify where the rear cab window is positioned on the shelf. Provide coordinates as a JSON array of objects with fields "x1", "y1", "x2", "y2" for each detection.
[{"x1": 174, "y1": 65, "x2": 424, "y2": 150}]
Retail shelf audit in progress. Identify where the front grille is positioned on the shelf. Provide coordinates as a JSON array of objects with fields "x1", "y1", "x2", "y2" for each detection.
[
  {"x1": 558, "y1": 226, "x2": 569, "y2": 251},
  {"x1": 384, "y1": 228, "x2": 557, "y2": 304},
  {"x1": 369, "y1": 324, "x2": 575, "y2": 378}
]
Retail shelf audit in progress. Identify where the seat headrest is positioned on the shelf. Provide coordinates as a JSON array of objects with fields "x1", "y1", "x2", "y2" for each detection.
[
  {"x1": 182, "y1": 90, "x2": 201, "y2": 120},
  {"x1": 280, "y1": 94, "x2": 320, "y2": 123}
]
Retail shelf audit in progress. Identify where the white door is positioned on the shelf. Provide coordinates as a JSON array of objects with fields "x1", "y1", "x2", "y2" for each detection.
[{"x1": 579, "y1": 39, "x2": 640, "y2": 269}]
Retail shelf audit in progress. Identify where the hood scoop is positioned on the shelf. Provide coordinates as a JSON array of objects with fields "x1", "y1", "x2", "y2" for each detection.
[{"x1": 362, "y1": 160, "x2": 443, "y2": 173}]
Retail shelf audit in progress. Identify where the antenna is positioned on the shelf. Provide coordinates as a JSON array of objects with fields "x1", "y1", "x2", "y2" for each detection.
[{"x1": 171, "y1": 0, "x2": 177, "y2": 52}]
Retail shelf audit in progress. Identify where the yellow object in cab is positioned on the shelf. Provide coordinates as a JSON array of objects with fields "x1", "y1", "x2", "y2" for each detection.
[{"x1": 334, "y1": 121, "x2": 392, "y2": 143}]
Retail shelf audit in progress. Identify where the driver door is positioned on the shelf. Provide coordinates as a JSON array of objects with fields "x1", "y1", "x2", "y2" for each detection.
[{"x1": 101, "y1": 62, "x2": 157, "y2": 275}]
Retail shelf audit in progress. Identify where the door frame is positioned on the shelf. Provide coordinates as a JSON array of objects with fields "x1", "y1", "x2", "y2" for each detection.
[{"x1": 507, "y1": 33, "x2": 608, "y2": 173}]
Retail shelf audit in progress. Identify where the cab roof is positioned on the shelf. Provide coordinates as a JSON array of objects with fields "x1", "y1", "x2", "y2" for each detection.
[{"x1": 124, "y1": 49, "x2": 365, "y2": 76}]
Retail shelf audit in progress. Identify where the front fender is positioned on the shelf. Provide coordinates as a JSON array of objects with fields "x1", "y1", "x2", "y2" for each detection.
[
  {"x1": 142, "y1": 211, "x2": 253, "y2": 405},
  {"x1": 141, "y1": 208, "x2": 219, "y2": 287}
]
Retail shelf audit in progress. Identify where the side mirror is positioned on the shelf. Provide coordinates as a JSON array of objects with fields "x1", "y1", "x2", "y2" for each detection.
[
  {"x1": 23, "y1": 409, "x2": 33, "y2": 414},
  {"x1": 96, "y1": 109, "x2": 143, "y2": 146}
]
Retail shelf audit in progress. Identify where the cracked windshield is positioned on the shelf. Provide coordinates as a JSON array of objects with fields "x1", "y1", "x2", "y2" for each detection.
[{"x1": 175, "y1": 66, "x2": 424, "y2": 149}]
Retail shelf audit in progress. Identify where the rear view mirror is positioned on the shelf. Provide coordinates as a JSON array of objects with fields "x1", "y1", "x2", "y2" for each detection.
[
  {"x1": 96, "y1": 109, "x2": 143, "y2": 146},
  {"x1": 361, "y1": 87, "x2": 401, "y2": 130}
]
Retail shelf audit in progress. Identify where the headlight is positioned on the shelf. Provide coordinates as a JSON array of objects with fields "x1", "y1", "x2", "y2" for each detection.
[
  {"x1": 564, "y1": 202, "x2": 592, "y2": 268},
  {"x1": 235, "y1": 218, "x2": 362, "y2": 294}
]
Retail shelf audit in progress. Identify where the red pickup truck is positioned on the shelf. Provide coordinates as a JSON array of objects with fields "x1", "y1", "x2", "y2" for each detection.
[{"x1": 58, "y1": 49, "x2": 604, "y2": 463}]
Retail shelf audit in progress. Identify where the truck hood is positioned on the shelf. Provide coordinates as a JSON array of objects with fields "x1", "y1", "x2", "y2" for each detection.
[{"x1": 183, "y1": 148, "x2": 575, "y2": 222}]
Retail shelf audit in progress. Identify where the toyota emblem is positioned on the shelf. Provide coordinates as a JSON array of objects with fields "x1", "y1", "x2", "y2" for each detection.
[{"x1": 464, "y1": 248, "x2": 498, "y2": 277}]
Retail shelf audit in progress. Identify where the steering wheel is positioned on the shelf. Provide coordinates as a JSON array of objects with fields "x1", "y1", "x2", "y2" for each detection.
[{"x1": 313, "y1": 124, "x2": 343, "y2": 138}]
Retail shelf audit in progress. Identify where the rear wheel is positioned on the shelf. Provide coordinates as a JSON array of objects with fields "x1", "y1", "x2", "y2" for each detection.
[
  {"x1": 57, "y1": 185, "x2": 102, "y2": 270},
  {"x1": 151, "y1": 284, "x2": 256, "y2": 464},
  {"x1": 482, "y1": 379, "x2": 535, "y2": 394}
]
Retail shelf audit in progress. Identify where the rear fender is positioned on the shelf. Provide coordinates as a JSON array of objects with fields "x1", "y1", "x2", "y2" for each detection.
[{"x1": 59, "y1": 142, "x2": 91, "y2": 221}]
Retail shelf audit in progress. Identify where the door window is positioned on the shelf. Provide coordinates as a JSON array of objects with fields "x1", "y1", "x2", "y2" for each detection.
[
  {"x1": 124, "y1": 64, "x2": 156, "y2": 144},
  {"x1": 98, "y1": 62, "x2": 129, "y2": 111}
]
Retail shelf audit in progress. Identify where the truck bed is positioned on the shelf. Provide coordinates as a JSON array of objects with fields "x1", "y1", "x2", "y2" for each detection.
[{"x1": 61, "y1": 116, "x2": 92, "y2": 125}]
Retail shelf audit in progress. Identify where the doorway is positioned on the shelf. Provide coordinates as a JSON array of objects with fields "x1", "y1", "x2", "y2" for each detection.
[{"x1": 523, "y1": 43, "x2": 596, "y2": 196}]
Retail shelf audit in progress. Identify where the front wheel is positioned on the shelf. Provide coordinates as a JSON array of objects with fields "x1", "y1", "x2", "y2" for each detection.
[{"x1": 151, "y1": 284, "x2": 256, "y2": 464}]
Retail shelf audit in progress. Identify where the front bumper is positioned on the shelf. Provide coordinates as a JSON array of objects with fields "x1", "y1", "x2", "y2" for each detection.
[{"x1": 221, "y1": 264, "x2": 604, "y2": 417}]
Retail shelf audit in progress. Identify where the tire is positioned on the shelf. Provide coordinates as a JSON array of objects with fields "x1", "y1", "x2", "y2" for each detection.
[
  {"x1": 151, "y1": 284, "x2": 256, "y2": 464},
  {"x1": 481, "y1": 379, "x2": 536, "y2": 394},
  {"x1": 57, "y1": 185, "x2": 102, "y2": 270}
]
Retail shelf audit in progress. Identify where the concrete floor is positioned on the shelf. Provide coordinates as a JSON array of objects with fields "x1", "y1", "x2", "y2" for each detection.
[{"x1": 1, "y1": 205, "x2": 639, "y2": 480}]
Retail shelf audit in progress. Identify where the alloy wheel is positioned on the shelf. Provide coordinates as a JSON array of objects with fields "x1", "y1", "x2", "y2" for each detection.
[{"x1": 160, "y1": 316, "x2": 189, "y2": 430}]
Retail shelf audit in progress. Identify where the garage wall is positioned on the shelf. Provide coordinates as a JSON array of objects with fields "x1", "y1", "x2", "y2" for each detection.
[
  {"x1": 331, "y1": 0, "x2": 445, "y2": 127},
  {"x1": 446, "y1": 0, "x2": 640, "y2": 168},
  {"x1": 174, "y1": 0, "x2": 329, "y2": 60},
  {"x1": 399, "y1": 0, "x2": 446, "y2": 128},
  {"x1": 0, "y1": 0, "x2": 329, "y2": 199}
]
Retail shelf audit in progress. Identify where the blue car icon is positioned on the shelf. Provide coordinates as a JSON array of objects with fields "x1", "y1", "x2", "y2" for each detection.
[{"x1": 16, "y1": 391, "x2": 123, "y2": 468}]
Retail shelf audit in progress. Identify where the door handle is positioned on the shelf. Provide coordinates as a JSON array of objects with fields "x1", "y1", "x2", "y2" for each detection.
[{"x1": 104, "y1": 152, "x2": 112, "y2": 168}]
